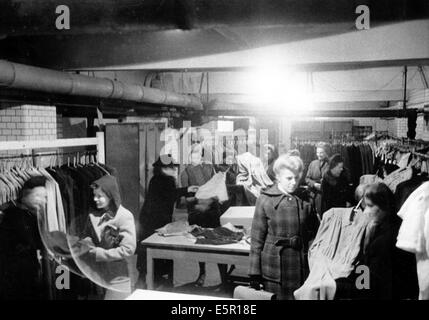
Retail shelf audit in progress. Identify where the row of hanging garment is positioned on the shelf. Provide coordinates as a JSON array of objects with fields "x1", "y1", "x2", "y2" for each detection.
[
  {"x1": 0, "y1": 156, "x2": 66, "y2": 233},
  {"x1": 41, "y1": 152, "x2": 117, "y2": 234},
  {"x1": 0, "y1": 152, "x2": 116, "y2": 233},
  {"x1": 374, "y1": 137, "x2": 429, "y2": 300},
  {"x1": 375, "y1": 139, "x2": 429, "y2": 172},
  {"x1": 292, "y1": 140, "x2": 377, "y2": 187},
  {"x1": 0, "y1": 154, "x2": 71, "y2": 300},
  {"x1": 373, "y1": 138, "x2": 429, "y2": 210},
  {"x1": 0, "y1": 151, "x2": 118, "y2": 300},
  {"x1": 330, "y1": 141, "x2": 376, "y2": 186},
  {"x1": 291, "y1": 139, "x2": 319, "y2": 170},
  {"x1": 40, "y1": 153, "x2": 118, "y2": 300},
  {"x1": 294, "y1": 136, "x2": 429, "y2": 300}
]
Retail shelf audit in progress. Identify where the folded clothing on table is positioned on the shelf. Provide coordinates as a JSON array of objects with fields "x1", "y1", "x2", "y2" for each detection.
[
  {"x1": 155, "y1": 220, "x2": 195, "y2": 237},
  {"x1": 190, "y1": 226, "x2": 244, "y2": 245}
]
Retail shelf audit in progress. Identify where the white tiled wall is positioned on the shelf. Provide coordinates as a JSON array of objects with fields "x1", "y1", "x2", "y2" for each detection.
[{"x1": 0, "y1": 103, "x2": 58, "y2": 156}]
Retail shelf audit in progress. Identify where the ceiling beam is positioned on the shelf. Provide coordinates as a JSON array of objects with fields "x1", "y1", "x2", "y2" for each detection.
[
  {"x1": 206, "y1": 108, "x2": 412, "y2": 118},
  {"x1": 79, "y1": 58, "x2": 429, "y2": 73},
  {"x1": 203, "y1": 90, "x2": 405, "y2": 105}
]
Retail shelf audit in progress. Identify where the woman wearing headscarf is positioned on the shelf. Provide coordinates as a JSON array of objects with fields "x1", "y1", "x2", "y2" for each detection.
[
  {"x1": 136, "y1": 155, "x2": 198, "y2": 288},
  {"x1": 249, "y1": 155, "x2": 317, "y2": 300}
]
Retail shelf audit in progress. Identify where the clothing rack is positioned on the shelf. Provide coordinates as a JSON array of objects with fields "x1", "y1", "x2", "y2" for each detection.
[
  {"x1": 292, "y1": 138, "x2": 369, "y2": 148},
  {"x1": 386, "y1": 143, "x2": 429, "y2": 160},
  {"x1": 0, "y1": 150, "x2": 98, "y2": 161},
  {"x1": 375, "y1": 133, "x2": 429, "y2": 148},
  {"x1": 410, "y1": 151, "x2": 429, "y2": 160},
  {"x1": 0, "y1": 132, "x2": 105, "y2": 163},
  {"x1": 376, "y1": 134, "x2": 429, "y2": 168},
  {"x1": 0, "y1": 132, "x2": 108, "y2": 301},
  {"x1": 291, "y1": 138, "x2": 329, "y2": 147}
]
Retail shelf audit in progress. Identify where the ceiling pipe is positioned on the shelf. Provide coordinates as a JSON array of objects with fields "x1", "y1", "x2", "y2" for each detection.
[{"x1": 0, "y1": 60, "x2": 203, "y2": 110}]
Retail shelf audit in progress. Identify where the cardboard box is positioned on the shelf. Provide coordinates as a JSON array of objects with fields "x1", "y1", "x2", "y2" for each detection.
[{"x1": 220, "y1": 206, "x2": 255, "y2": 230}]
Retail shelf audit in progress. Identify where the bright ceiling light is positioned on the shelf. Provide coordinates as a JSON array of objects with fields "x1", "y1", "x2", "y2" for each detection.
[{"x1": 243, "y1": 66, "x2": 314, "y2": 115}]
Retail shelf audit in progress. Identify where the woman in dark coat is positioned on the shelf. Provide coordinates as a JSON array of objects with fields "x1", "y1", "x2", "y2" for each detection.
[
  {"x1": 321, "y1": 154, "x2": 353, "y2": 215},
  {"x1": 0, "y1": 176, "x2": 47, "y2": 300},
  {"x1": 335, "y1": 183, "x2": 419, "y2": 300},
  {"x1": 136, "y1": 155, "x2": 198, "y2": 288},
  {"x1": 249, "y1": 155, "x2": 317, "y2": 300}
]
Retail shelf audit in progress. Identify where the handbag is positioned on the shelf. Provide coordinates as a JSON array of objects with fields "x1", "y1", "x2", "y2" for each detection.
[
  {"x1": 100, "y1": 224, "x2": 124, "y2": 249},
  {"x1": 233, "y1": 285, "x2": 276, "y2": 300}
]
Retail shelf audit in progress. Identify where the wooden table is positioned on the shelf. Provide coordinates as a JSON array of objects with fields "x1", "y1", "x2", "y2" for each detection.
[{"x1": 141, "y1": 233, "x2": 250, "y2": 290}]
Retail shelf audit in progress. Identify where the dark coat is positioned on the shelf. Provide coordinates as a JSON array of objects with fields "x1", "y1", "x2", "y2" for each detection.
[
  {"x1": 139, "y1": 174, "x2": 189, "y2": 240},
  {"x1": 137, "y1": 174, "x2": 190, "y2": 276},
  {"x1": 249, "y1": 184, "x2": 317, "y2": 298},
  {"x1": 335, "y1": 217, "x2": 419, "y2": 300},
  {"x1": 180, "y1": 163, "x2": 221, "y2": 228},
  {"x1": 0, "y1": 205, "x2": 43, "y2": 300},
  {"x1": 360, "y1": 218, "x2": 419, "y2": 300},
  {"x1": 321, "y1": 169, "x2": 353, "y2": 214}
]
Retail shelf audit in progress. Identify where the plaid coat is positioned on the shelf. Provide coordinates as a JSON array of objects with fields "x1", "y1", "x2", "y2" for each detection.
[{"x1": 249, "y1": 184, "x2": 315, "y2": 297}]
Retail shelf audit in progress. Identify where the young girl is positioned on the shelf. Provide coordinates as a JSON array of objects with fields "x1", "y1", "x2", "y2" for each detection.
[{"x1": 80, "y1": 175, "x2": 136, "y2": 299}]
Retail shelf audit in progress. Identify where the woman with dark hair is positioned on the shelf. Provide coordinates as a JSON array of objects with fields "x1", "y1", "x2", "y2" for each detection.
[
  {"x1": 335, "y1": 182, "x2": 419, "y2": 300},
  {"x1": 136, "y1": 155, "x2": 199, "y2": 288},
  {"x1": 320, "y1": 154, "x2": 353, "y2": 215},
  {"x1": 360, "y1": 183, "x2": 418, "y2": 299},
  {"x1": 80, "y1": 175, "x2": 137, "y2": 299}
]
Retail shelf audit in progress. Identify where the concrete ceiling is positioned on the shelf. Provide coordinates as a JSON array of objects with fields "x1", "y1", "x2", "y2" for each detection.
[
  {"x1": 0, "y1": 0, "x2": 428, "y2": 70},
  {"x1": 0, "y1": 0, "x2": 428, "y2": 115},
  {"x1": 1, "y1": 0, "x2": 426, "y2": 36}
]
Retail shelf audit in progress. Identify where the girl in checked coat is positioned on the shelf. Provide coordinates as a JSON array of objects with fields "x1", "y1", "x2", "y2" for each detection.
[{"x1": 249, "y1": 155, "x2": 317, "y2": 300}]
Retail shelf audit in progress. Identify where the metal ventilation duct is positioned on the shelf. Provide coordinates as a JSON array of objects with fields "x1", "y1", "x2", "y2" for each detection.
[{"x1": 0, "y1": 60, "x2": 202, "y2": 110}]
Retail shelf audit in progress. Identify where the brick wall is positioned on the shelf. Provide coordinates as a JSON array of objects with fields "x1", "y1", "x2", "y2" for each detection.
[
  {"x1": 56, "y1": 114, "x2": 63, "y2": 139},
  {"x1": 395, "y1": 118, "x2": 408, "y2": 137},
  {"x1": 385, "y1": 116, "x2": 429, "y2": 140},
  {"x1": 0, "y1": 103, "x2": 58, "y2": 156},
  {"x1": 416, "y1": 115, "x2": 429, "y2": 141}
]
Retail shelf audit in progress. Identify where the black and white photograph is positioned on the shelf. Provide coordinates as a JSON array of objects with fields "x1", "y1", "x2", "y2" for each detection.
[{"x1": 0, "y1": 0, "x2": 429, "y2": 306}]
